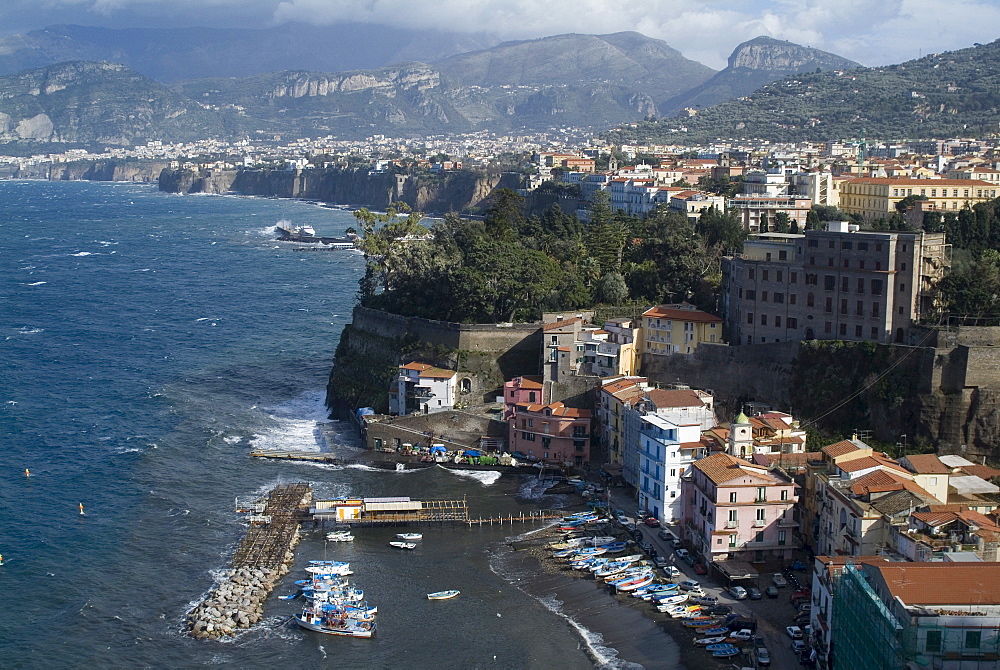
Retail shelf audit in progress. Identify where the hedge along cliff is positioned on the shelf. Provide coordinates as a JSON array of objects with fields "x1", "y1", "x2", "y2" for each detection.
[{"x1": 158, "y1": 166, "x2": 522, "y2": 213}]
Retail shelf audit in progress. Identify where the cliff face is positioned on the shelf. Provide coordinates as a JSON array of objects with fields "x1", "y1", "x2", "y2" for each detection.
[{"x1": 159, "y1": 167, "x2": 521, "y2": 213}]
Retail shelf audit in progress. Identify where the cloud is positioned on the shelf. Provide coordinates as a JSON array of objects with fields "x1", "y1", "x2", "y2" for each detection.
[{"x1": 1, "y1": 0, "x2": 999, "y2": 69}]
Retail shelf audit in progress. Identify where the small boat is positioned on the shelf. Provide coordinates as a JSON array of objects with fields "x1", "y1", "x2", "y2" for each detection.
[
  {"x1": 389, "y1": 541, "x2": 416, "y2": 550},
  {"x1": 705, "y1": 643, "x2": 739, "y2": 653},
  {"x1": 694, "y1": 636, "x2": 728, "y2": 646},
  {"x1": 326, "y1": 531, "x2": 355, "y2": 542},
  {"x1": 615, "y1": 574, "x2": 655, "y2": 592},
  {"x1": 396, "y1": 533, "x2": 422, "y2": 541},
  {"x1": 654, "y1": 595, "x2": 688, "y2": 609},
  {"x1": 278, "y1": 592, "x2": 302, "y2": 601},
  {"x1": 712, "y1": 648, "x2": 740, "y2": 659},
  {"x1": 698, "y1": 627, "x2": 730, "y2": 636},
  {"x1": 295, "y1": 610, "x2": 376, "y2": 638},
  {"x1": 427, "y1": 590, "x2": 460, "y2": 600}
]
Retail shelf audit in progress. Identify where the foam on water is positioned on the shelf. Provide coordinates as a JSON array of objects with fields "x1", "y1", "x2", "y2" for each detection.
[
  {"x1": 247, "y1": 390, "x2": 329, "y2": 452},
  {"x1": 536, "y1": 594, "x2": 635, "y2": 669},
  {"x1": 448, "y1": 469, "x2": 502, "y2": 486},
  {"x1": 70, "y1": 251, "x2": 94, "y2": 256}
]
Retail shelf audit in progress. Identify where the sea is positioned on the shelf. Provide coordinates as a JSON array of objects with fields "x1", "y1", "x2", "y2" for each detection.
[{"x1": 0, "y1": 181, "x2": 679, "y2": 669}]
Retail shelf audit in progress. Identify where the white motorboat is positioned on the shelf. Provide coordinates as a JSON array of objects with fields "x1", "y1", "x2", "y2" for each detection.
[
  {"x1": 389, "y1": 541, "x2": 416, "y2": 550},
  {"x1": 426, "y1": 590, "x2": 460, "y2": 600},
  {"x1": 396, "y1": 533, "x2": 422, "y2": 541}
]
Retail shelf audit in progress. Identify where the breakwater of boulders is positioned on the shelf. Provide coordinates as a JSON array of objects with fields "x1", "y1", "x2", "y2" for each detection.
[{"x1": 186, "y1": 483, "x2": 311, "y2": 639}]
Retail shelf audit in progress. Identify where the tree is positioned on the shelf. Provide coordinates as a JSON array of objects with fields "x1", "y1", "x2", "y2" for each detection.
[
  {"x1": 772, "y1": 212, "x2": 791, "y2": 233},
  {"x1": 585, "y1": 192, "x2": 630, "y2": 275},
  {"x1": 353, "y1": 202, "x2": 427, "y2": 301},
  {"x1": 595, "y1": 272, "x2": 628, "y2": 304},
  {"x1": 483, "y1": 188, "x2": 524, "y2": 241}
]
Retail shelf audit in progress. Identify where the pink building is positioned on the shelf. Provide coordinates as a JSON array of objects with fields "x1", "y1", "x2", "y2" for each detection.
[
  {"x1": 502, "y1": 375, "x2": 544, "y2": 421},
  {"x1": 682, "y1": 452, "x2": 799, "y2": 564},
  {"x1": 508, "y1": 401, "x2": 591, "y2": 468}
]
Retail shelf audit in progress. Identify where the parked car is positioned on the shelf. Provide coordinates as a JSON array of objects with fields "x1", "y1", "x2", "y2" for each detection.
[
  {"x1": 663, "y1": 565, "x2": 681, "y2": 578},
  {"x1": 765, "y1": 585, "x2": 779, "y2": 598},
  {"x1": 756, "y1": 647, "x2": 772, "y2": 666},
  {"x1": 670, "y1": 538, "x2": 683, "y2": 549},
  {"x1": 693, "y1": 563, "x2": 708, "y2": 575},
  {"x1": 657, "y1": 529, "x2": 674, "y2": 541},
  {"x1": 729, "y1": 628, "x2": 754, "y2": 641},
  {"x1": 791, "y1": 639, "x2": 807, "y2": 654},
  {"x1": 786, "y1": 625, "x2": 803, "y2": 639},
  {"x1": 747, "y1": 587, "x2": 762, "y2": 600},
  {"x1": 639, "y1": 541, "x2": 653, "y2": 553},
  {"x1": 675, "y1": 548, "x2": 690, "y2": 560},
  {"x1": 707, "y1": 605, "x2": 733, "y2": 615},
  {"x1": 652, "y1": 556, "x2": 668, "y2": 568},
  {"x1": 729, "y1": 585, "x2": 748, "y2": 600},
  {"x1": 797, "y1": 603, "x2": 812, "y2": 613},
  {"x1": 644, "y1": 517, "x2": 660, "y2": 527},
  {"x1": 681, "y1": 553, "x2": 697, "y2": 566},
  {"x1": 694, "y1": 595, "x2": 718, "y2": 605},
  {"x1": 773, "y1": 573, "x2": 788, "y2": 587},
  {"x1": 678, "y1": 580, "x2": 702, "y2": 591}
]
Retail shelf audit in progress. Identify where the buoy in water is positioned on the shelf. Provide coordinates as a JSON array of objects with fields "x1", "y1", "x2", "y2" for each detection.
[
  {"x1": 24, "y1": 469, "x2": 29, "y2": 477},
  {"x1": 79, "y1": 502, "x2": 85, "y2": 516}
]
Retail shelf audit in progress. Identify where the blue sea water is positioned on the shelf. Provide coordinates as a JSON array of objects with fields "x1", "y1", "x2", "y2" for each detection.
[{"x1": 0, "y1": 181, "x2": 678, "y2": 669}]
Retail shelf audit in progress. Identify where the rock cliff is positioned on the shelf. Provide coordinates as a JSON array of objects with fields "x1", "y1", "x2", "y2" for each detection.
[{"x1": 159, "y1": 166, "x2": 521, "y2": 214}]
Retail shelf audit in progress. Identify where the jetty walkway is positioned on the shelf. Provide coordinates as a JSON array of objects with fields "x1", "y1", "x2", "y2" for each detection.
[{"x1": 186, "y1": 483, "x2": 312, "y2": 639}]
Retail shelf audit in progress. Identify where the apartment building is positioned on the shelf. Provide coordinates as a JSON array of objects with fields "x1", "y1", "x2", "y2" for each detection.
[
  {"x1": 638, "y1": 413, "x2": 706, "y2": 523},
  {"x1": 507, "y1": 401, "x2": 591, "y2": 467},
  {"x1": 682, "y1": 452, "x2": 799, "y2": 564},
  {"x1": 727, "y1": 195, "x2": 812, "y2": 232},
  {"x1": 388, "y1": 362, "x2": 457, "y2": 416},
  {"x1": 640, "y1": 303, "x2": 723, "y2": 356},
  {"x1": 721, "y1": 222, "x2": 950, "y2": 346},
  {"x1": 840, "y1": 177, "x2": 998, "y2": 219}
]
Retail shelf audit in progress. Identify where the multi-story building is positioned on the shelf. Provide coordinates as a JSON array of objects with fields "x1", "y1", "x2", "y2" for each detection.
[
  {"x1": 721, "y1": 222, "x2": 951, "y2": 346},
  {"x1": 831, "y1": 562, "x2": 1000, "y2": 670},
  {"x1": 727, "y1": 195, "x2": 812, "y2": 232},
  {"x1": 502, "y1": 375, "x2": 544, "y2": 420},
  {"x1": 637, "y1": 413, "x2": 706, "y2": 523},
  {"x1": 388, "y1": 362, "x2": 457, "y2": 415},
  {"x1": 579, "y1": 318, "x2": 639, "y2": 378},
  {"x1": 682, "y1": 452, "x2": 799, "y2": 565},
  {"x1": 725, "y1": 410, "x2": 808, "y2": 458},
  {"x1": 596, "y1": 376, "x2": 650, "y2": 479},
  {"x1": 640, "y1": 303, "x2": 723, "y2": 357},
  {"x1": 839, "y1": 177, "x2": 998, "y2": 219},
  {"x1": 507, "y1": 401, "x2": 591, "y2": 468}
]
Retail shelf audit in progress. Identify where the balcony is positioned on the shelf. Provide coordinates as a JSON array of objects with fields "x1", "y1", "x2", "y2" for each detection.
[
  {"x1": 752, "y1": 519, "x2": 766, "y2": 528},
  {"x1": 725, "y1": 520, "x2": 738, "y2": 529}
]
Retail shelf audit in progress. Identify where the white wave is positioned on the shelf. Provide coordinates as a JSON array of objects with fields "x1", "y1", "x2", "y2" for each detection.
[
  {"x1": 222, "y1": 435, "x2": 241, "y2": 445},
  {"x1": 70, "y1": 251, "x2": 94, "y2": 257},
  {"x1": 24, "y1": 281, "x2": 46, "y2": 286},
  {"x1": 16, "y1": 327, "x2": 43, "y2": 334},
  {"x1": 448, "y1": 469, "x2": 502, "y2": 486},
  {"x1": 114, "y1": 447, "x2": 143, "y2": 454},
  {"x1": 536, "y1": 594, "x2": 636, "y2": 670},
  {"x1": 133, "y1": 268, "x2": 152, "y2": 272},
  {"x1": 95, "y1": 241, "x2": 118, "y2": 246},
  {"x1": 247, "y1": 390, "x2": 330, "y2": 453},
  {"x1": 195, "y1": 317, "x2": 212, "y2": 322}
]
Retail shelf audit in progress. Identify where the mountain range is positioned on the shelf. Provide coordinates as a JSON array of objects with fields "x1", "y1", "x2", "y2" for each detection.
[{"x1": 0, "y1": 23, "x2": 991, "y2": 150}]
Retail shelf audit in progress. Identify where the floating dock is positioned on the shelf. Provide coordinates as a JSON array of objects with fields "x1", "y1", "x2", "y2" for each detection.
[{"x1": 311, "y1": 496, "x2": 469, "y2": 525}]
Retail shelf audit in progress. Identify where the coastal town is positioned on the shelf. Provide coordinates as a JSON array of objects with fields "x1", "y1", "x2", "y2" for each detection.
[{"x1": 7, "y1": 128, "x2": 1000, "y2": 669}]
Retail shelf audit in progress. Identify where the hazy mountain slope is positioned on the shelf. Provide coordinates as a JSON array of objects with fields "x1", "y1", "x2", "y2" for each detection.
[
  {"x1": 606, "y1": 39, "x2": 1000, "y2": 143},
  {"x1": 0, "y1": 23, "x2": 499, "y2": 82},
  {"x1": 660, "y1": 36, "x2": 861, "y2": 115},
  {"x1": 0, "y1": 61, "x2": 239, "y2": 147},
  {"x1": 434, "y1": 31, "x2": 714, "y2": 98}
]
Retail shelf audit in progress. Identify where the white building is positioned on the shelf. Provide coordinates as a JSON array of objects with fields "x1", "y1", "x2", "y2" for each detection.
[
  {"x1": 388, "y1": 362, "x2": 457, "y2": 416},
  {"x1": 637, "y1": 414, "x2": 705, "y2": 523}
]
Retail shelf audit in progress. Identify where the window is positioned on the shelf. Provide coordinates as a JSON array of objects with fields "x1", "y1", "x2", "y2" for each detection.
[
  {"x1": 857, "y1": 278, "x2": 865, "y2": 293},
  {"x1": 900, "y1": 283, "x2": 905, "y2": 291},
  {"x1": 841, "y1": 299, "x2": 848, "y2": 314},
  {"x1": 825, "y1": 297, "x2": 833, "y2": 313},
  {"x1": 859, "y1": 242, "x2": 869, "y2": 251},
  {"x1": 789, "y1": 294, "x2": 797, "y2": 305},
  {"x1": 778, "y1": 530, "x2": 786, "y2": 545},
  {"x1": 780, "y1": 489, "x2": 788, "y2": 501},
  {"x1": 855, "y1": 325, "x2": 862, "y2": 337},
  {"x1": 872, "y1": 279, "x2": 883, "y2": 295},
  {"x1": 825, "y1": 321, "x2": 832, "y2": 334},
  {"x1": 841, "y1": 277, "x2": 849, "y2": 292},
  {"x1": 828, "y1": 241, "x2": 835, "y2": 249},
  {"x1": 900, "y1": 262, "x2": 906, "y2": 271},
  {"x1": 779, "y1": 251, "x2": 787, "y2": 261},
  {"x1": 529, "y1": 392, "x2": 536, "y2": 403},
  {"x1": 791, "y1": 272, "x2": 797, "y2": 283},
  {"x1": 730, "y1": 492, "x2": 737, "y2": 503},
  {"x1": 807, "y1": 293, "x2": 815, "y2": 307},
  {"x1": 871, "y1": 327, "x2": 879, "y2": 339},
  {"x1": 966, "y1": 631, "x2": 981, "y2": 649},
  {"x1": 856, "y1": 300, "x2": 864, "y2": 316},
  {"x1": 755, "y1": 531, "x2": 764, "y2": 543},
  {"x1": 746, "y1": 289, "x2": 756, "y2": 300},
  {"x1": 825, "y1": 275, "x2": 836, "y2": 290},
  {"x1": 828, "y1": 258, "x2": 834, "y2": 267},
  {"x1": 872, "y1": 302, "x2": 880, "y2": 317},
  {"x1": 757, "y1": 488, "x2": 766, "y2": 502},
  {"x1": 761, "y1": 291, "x2": 768, "y2": 302},
  {"x1": 839, "y1": 323, "x2": 847, "y2": 336},
  {"x1": 928, "y1": 477, "x2": 937, "y2": 485},
  {"x1": 774, "y1": 316, "x2": 781, "y2": 327},
  {"x1": 760, "y1": 314, "x2": 767, "y2": 326},
  {"x1": 788, "y1": 318, "x2": 797, "y2": 329},
  {"x1": 843, "y1": 258, "x2": 850, "y2": 268},
  {"x1": 762, "y1": 270, "x2": 769, "y2": 281},
  {"x1": 842, "y1": 241, "x2": 853, "y2": 250},
  {"x1": 747, "y1": 312, "x2": 754, "y2": 324},
  {"x1": 774, "y1": 292, "x2": 784, "y2": 304},
  {"x1": 808, "y1": 239, "x2": 818, "y2": 248},
  {"x1": 748, "y1": 268, "x2": 756, "y2": 280}
]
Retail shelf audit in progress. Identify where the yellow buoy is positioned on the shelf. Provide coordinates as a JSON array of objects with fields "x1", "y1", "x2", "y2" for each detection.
[
  {"x1": 24, "y1": 469, "x2": 29, "y2": 477},
  {"x1": 79, "y1": 502, "x2": 85, "y2": 516}
]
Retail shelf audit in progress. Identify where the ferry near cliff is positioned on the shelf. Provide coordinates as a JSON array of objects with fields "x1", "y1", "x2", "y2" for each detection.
[{"x1": 275, "y1": 221, "x2": 357, "y2": 248}]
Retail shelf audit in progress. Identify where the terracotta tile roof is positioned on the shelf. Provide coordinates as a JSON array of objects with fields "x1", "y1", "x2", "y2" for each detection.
[
  {"x1": 601, "y1": 377, "x2": 647, "y2": 394},
  {"x1": 645, "y1": 388, "x2": 706, "y2": 409},
  {"x1": 912, "y1": 511, "x2": 958, "y2": 527},
  {"x1": 514, "y1": 401, "x2": 590, "y2": 419},
  {"x1": 641, "y1": 305, "x2": 722, "y2": 323},
  {"x1": 873, "y1": 563, "x2": 1000, "y2": 606},
  {"x1": 849, "y1": 470, "x2": 909, "y2": 495},
  {"x1": 542, "y1": 317, "x2": 581, "y2": 332},
  {"x1": 510, "y1": 375, "x2": 543, "y2": 390},
  {"x1": 902, "y1": 454, "x2": 950, "y2": 474},
  {"x1": 822, "y1": 439, "x2": 863, "y2": 458},
  {"x1": 402, "y1": 362, "x2": 455, "y2": 378},
  {"x1": 692, "y1": 452, "x2": 771, "y2": 485},
  {"x1": 958, "y1": 464, "x2": 1000, "y2": 481},
  {"x1": 837, "y1": 456, "x2": 887, "y2": 473}
]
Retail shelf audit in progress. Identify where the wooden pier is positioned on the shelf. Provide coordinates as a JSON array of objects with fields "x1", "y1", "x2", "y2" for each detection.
[{"x1": 466, "y1": 509, "x2": 566, "y2": 526}]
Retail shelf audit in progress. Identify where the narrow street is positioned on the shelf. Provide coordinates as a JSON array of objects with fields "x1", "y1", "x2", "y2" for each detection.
[{"x1": 607, "y1": 485, "x2": 806, "y2": 669}]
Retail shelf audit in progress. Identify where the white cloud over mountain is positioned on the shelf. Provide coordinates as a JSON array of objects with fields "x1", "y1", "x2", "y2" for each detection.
[{"x1": 4, "y1": 0, "x2": 1000, "y2": 69}]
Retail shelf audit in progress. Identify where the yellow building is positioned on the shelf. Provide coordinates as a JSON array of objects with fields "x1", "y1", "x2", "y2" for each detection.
[
  {"x1": 840, "y1": 177, "x2": 997, "y2": 219},
  {"x1": 640, "y1": 304, "x2": 723, "y2": 356}
]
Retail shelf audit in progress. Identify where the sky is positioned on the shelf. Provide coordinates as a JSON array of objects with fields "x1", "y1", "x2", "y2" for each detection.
[{"x1": 3, "y1": 0, "x2": 1000, "y2": 70}]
